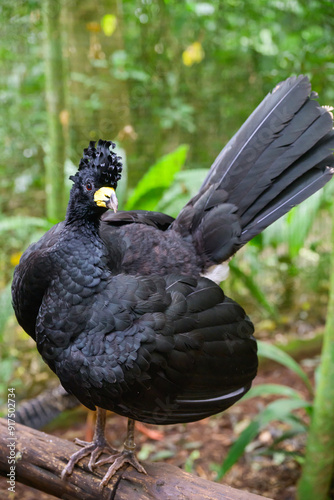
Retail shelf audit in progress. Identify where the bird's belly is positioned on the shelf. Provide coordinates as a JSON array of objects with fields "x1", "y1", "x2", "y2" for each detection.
[{"x1": 98, "y1": 382, "x2": 253, "y2": 425}]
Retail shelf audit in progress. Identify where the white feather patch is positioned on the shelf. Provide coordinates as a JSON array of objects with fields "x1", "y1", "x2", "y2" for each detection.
[{"x1": 201, "y1": 262, "x2": 230, "y2": 284}]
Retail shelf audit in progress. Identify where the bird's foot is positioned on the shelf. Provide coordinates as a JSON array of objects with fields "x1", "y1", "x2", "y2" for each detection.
[
  {"x1": 96, "y1": 448, "x2": 147, "y2": 489},
  {"x1": 61, "y1": 437, "x2": 119, "y2": 479}
]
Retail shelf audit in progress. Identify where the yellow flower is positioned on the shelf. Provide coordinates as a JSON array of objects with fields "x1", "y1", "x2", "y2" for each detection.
[
  {"x1": 10, "y1": 252, "x2": 22, "y2": 267},
  {"x1": 182, "y1": 42, "x2": 205, "y2": 67}
]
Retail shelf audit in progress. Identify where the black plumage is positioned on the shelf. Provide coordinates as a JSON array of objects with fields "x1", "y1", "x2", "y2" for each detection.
[{"x1": 12, "y1": 76, "x2": 334, "y2": 485}]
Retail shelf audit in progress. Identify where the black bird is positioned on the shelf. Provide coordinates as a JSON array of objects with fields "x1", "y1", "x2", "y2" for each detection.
[{"x1": 12, "y1": 75, "x2": 334, "y2": 487}]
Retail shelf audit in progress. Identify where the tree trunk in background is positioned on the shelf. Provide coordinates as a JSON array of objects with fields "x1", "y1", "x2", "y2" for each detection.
[
  {"x1": 297, "y1": 204, "x2": 334, "y2": 499},
  {"x1": 65, "y1": 0, "x2": 130, "y2": 161},
  {"x1": 43, "y1": 0, "x2": 67, "y2": 221}
]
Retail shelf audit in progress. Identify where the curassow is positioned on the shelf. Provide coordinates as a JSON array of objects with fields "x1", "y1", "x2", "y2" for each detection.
[{"x1": 12, "y1": 75, "x2": 334, "y2": 487}]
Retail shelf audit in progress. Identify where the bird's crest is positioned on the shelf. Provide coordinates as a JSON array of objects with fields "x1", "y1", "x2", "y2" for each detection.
[{"x1": 70, "y1": 140, "x2": 122, "y2": 189}]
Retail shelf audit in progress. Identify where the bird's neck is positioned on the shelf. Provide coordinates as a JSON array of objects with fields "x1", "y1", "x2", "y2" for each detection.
[
  {"x1": 65, "y1": 185, "x2": 106, "y2": 229},
  {"x1": 65, "y1": 205, "x2": 103, "y2": 233},
  {"x1": 60, "y1": 216, "x2": 108, "y2": 267},
  {"x1": 65, "y1": 215, "x2": 101, "y2": 239}
]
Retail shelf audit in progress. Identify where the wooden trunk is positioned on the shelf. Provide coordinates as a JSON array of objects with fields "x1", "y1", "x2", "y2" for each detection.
[{"x1": 0, "y1": 418, "x2": 271, "y2": 500}]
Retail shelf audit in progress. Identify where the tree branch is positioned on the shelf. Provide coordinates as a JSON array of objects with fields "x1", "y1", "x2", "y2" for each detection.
[{"x1": 0, "y1": 418, "x2": 271, "y2": 500}]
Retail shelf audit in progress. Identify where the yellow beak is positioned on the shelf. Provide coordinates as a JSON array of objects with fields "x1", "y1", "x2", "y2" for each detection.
[{"x1": 94, "y1": 187, "x2": 118, "y2": 213}]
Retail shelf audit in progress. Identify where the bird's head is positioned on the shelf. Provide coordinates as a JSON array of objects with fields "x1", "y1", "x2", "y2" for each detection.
[{"x1": 67, "y1": 140, "x2": 122, "y2": 222}]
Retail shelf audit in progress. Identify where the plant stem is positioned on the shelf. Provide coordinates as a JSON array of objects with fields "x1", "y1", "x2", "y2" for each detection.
[{"x1": 297, "y1": 204, "x2": 334, "y2": 499}]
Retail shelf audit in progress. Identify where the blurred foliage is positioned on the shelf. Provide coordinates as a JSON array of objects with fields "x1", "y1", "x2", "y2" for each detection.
[
  {"x1": 1, "y1": 1, "x2": 334, "y2": 470},
  {"x1": 213, "y1": 341, "x2": 314, "y2": 478},
  {"x1": 125, "y1": 144, "x2": 188, "y2": 210},
  {"x1": 2, "y1": 0, "x2": 334, "y2": 212}
]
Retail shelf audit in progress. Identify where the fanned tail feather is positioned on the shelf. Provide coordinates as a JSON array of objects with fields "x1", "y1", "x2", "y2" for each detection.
[{"x1": 172, "y1": 75, "x2": 334, "y2": 265}]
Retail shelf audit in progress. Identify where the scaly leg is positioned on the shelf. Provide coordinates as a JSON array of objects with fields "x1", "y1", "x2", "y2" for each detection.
[
  {"x1": 96, "y1": 418, "x2": 147, "y2": 488},
  {"x1": 61, "y1": 407, "x2": 118, "y2": 479}
]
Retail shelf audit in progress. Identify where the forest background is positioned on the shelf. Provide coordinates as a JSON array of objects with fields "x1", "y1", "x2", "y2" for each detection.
[{"x1": 1, "y1": 1, "x2": 334, "y2": 499}]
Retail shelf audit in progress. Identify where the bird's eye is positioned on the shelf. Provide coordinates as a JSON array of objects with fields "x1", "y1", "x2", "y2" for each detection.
[{"x1": 86, "y1": 182, "x2": 93, "y2": 191}]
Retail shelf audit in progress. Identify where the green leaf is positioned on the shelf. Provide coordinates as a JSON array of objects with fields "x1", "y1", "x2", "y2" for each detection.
[
  {"x1": 262, "y1": 190, "x2": 323, "y2": 259},
  {"x1": 112, "y1": 143, "x2": 128, "y2": 210},
  {"x1": 150, "y1": 449, "x2": 175, "y2": 461},
  {"x1": 216, "y1": 419, "x2": 260, "y2": 478},
  {"x1": 157, "y1": 169, "x2": 207, "y2": 217},
  {"x1": 242, "y1": 383, "x2": 303, "y2": 401},
  {"x1": 271, "y1": 423, "x2": 308, "y2": 445},
  {"x1": 229, "y1": 260, "x2": 279, "y2": 318},
  {"x1": 184, "y1": 449, "x2": 200, "y2": 473},
  {"x1": 101, "y1": 14, "x2": 117, "y2": 37},
  {"x1": 0, "y1": 216, "x2": 52, "y2": 234},
  {"x1": 0, "y1": 283, "x2": 14, "y2": 338},
  {"x1": 286, "y1": 192, "x2": 322, "y2": 258},
  {"x1": 257, "y1": 341, "x2": 313, "y2": 395},
  {"x1": 0, "y1": 358, "x2": 17, "y2": 404},
  {"x1": 258, "y1": 398, "x2": 311, "y2": 423},
  {"x1": 125, "y1": 145, "x2": 189, "y2": 211},
  {"x1": 216, "y1": 398, "x2": 311, "y2": 479}
]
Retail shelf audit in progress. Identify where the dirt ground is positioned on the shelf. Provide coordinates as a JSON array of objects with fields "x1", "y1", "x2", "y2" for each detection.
[{"x1": 2, "y1": 356, "x2": 330, "y2": 500}]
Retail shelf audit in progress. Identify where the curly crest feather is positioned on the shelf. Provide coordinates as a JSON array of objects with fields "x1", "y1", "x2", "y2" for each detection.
[{"x1": 70, "y1": 139, "x2": 122, "y2": 189}]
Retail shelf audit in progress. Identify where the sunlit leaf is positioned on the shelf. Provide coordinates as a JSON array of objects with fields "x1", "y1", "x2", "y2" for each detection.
[
  {"x1": 194, "y1": 3, "x2": 215, "y2": 15},
  {"x1": 258, "y1": 398, "x2": 312, "y2": 422},
  {"x1": 125, "y1": 145, "x2": 189, "y2": 211},
  {"x1": 0, "y1": 283, "x2": 14, "y2": 337},
  {"x1": 262, "y1": 190, "x2": 323, "y2": 258},
  {"x1": 0, "y1": 216, "x2": 53, "y2": 233},
  {"x1": 254, "y1": 28, "x2": 278, "y2": 56},
  {"x1": 229, "y1": 260, "x2": 279, "y2": 318},
  {"x1": 287, "y1": 191, "x2": 322, "y2": 258},
  {"x1": 257, "y1": 341, "x2": 313, "y2": 395},
  {"x1": 272, "y1": 422, "x2": 308, "y2": 445},
  {"x1": 10, "y1": 252, "x2": 22, "y2": 267},
  {"x1": 182, "y1": 41, "x2": 205, "y2": 67},
  {"x1": 111, "y1": 143, "x2": 127, "y2": 210},
  {"x1": 157, "y1": 169, "x2": 207, "y2": 217},
  {"x1": 150, "y1": 449, "x2": 175, "y2": 461},
  {"x1": 216, "y1": 398, "x2": 311, "y2": 479},
  {"x1": 184, "y1": 449, "x2": 200, "y2": 473},
  {"x1": 243, "y1": 383, "x2": 304, "y2": 401},
  {"x1": 101, "y1": 14, "x2": 117, "y2": 37},
  {"x1": 216, "y1": 419, "x2": 260, "y2": 478},
  {"x1": 137, "y1": 443, "x2": 155, "y2": 460}
]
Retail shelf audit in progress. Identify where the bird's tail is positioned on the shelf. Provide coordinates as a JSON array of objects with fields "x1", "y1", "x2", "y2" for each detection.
[{"x1": 172, "y1": 75, "x2": 334, "y2": 268}]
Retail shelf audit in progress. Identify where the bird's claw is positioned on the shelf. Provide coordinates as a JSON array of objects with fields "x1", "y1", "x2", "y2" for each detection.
[
  {"x1": 96, "y1": 449, "x2": 147, "y2": 489},
  {"x1": 61, "y1": 438, "x2": 118, "y2": 479}
]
